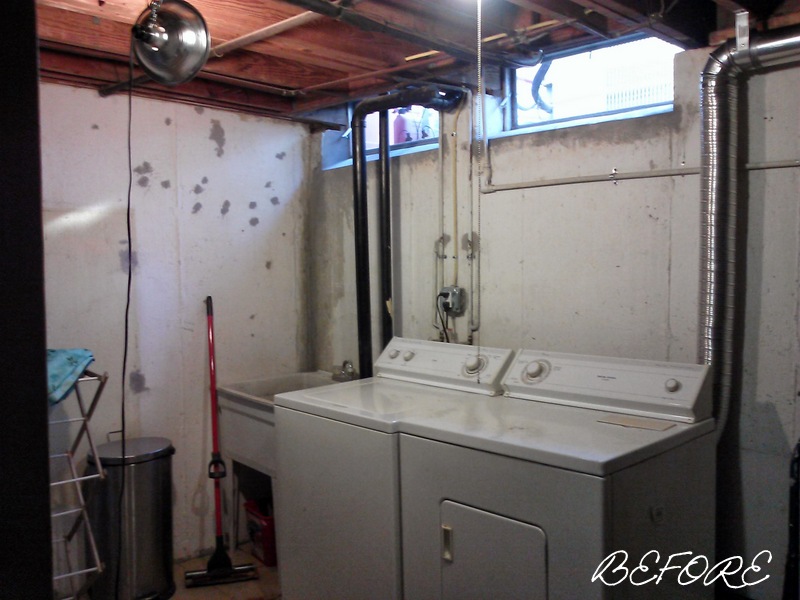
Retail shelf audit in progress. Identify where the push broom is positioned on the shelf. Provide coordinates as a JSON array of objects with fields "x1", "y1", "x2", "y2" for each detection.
[{"x1": 185, "y1": 296, "x2": 258, "y2": 588}]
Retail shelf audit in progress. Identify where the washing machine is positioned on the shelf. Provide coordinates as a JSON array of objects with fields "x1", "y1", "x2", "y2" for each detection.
[
  {"x1": 274, "y1": 337, "x2": 515, "y2": 600},
  {"x1": 399, "y1": 348, "x2": 716, "y2": 600}
]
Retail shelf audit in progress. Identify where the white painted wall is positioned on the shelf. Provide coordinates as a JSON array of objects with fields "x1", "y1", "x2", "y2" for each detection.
[
  {"x1": 41, "y1": 83, "x2": 311, "y2": 560},
  {"x1": 310, "y1": 48, "x2": 800, "y2": 599}
]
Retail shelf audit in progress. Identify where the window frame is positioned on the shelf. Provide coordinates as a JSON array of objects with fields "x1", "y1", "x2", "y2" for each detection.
[{"x1": 507, "y1": 34, "x2": 682, "y2": 135}]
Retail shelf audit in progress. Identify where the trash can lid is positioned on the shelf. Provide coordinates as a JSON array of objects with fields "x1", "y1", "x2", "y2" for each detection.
[{"x1": 88, "y1": 436, "x2": 175, "y2": 465}]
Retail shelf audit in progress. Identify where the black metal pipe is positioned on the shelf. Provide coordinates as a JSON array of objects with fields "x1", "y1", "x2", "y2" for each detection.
[
  {"x1": 351, "y1": 85, "x2": 463, "y2": 378},
  {"x1": 351, "y1": 106, "x2": 372, "y2": 378},
  {"x1": 378, "y1": 109, "x2": 393, "y2": 349}
]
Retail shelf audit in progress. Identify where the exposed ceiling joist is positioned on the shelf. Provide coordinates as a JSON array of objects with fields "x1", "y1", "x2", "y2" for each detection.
[{"x1": 34, "y1": 0, "x2": 800, "y2": 123}]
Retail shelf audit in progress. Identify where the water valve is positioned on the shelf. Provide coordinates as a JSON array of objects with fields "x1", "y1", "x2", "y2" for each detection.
[{"x1": 439, "y1": 286, "x2": 465, "y2": 317}]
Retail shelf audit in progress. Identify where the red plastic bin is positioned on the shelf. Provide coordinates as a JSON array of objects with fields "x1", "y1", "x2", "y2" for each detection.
[{"x1": 244, "y1": 500, "x2": 277, "y2": 566}]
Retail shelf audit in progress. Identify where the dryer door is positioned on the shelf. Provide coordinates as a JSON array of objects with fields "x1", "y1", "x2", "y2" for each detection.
[{"x1": 441, "y1": 500, "x2": 547, "y2": 599}]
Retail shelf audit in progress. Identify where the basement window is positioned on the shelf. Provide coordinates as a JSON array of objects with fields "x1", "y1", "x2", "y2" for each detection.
[
  {"x1": 511, "y1": 36, "x2": 682, "y2": 132},
  {"x1": 322, "y1": 105, "x2": 440, "y2": 170}
]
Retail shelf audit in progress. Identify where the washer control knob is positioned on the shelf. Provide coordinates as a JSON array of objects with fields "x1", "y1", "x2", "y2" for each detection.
[
  {"x1": 665, "y1": 378, "x2": 681, "y2": 393},
  {"x1": 464, "y1": 355, "x2": 484, "y2": 375},
  {"x1": 388, "y1": 349, "x2": 400, "y2": 359},
  {"x1": 403, "y1": 350, "x2": 415, "y2": 362},
  {"x1": 526, "y1": 361, "x2": 546, "y2": 379}
]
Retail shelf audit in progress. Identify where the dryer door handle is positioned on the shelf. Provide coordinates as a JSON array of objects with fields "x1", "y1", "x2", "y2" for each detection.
[{"x1": 442, "y1": 525, "x2": 454, "y2": 562}]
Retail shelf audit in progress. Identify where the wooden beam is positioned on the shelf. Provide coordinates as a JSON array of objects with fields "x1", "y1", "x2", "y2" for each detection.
[
  {"x1": 38, "y1": 48, "x2": 297, "y2": 116},
  {"x1": 709, "y1": 10, "x2": 800, "y2": 46},
  {"x1": 36, "y1": 5, "x2": 353, "y2": 90},
  {"x1": 569, "y1": 0, "x2": 717, "y2": 47},
  {"x1": 711, "y1": 0, "x2": 784, "y2": 21},
  {"x1": 504, "y1": 0, "x2": 611, "y2": 37}
]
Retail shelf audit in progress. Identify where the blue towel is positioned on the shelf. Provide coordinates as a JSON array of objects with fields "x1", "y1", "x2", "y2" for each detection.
[{"x1": 47, "y1": 348, "x2": 95, "y2": 405}]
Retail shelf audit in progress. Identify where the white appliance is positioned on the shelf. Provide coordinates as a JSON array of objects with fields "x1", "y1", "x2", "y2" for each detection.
[
  {"x1": 275, "y1": 340, "x2": 715, "y2": 600},
  {"x1": 274, "y1": 338, "x2": 515, "y2": 600},
  {"x1": 400, "y1": 348, "x2": 715, "y2": 600}
]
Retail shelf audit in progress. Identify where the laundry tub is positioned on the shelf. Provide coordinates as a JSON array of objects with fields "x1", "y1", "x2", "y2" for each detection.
[
  {"x1": 217, "y1": 372, "x2": 338, "y2": 550},
  {"x1": 217, "y1": 371, "x2": 335, "y2": 477}
]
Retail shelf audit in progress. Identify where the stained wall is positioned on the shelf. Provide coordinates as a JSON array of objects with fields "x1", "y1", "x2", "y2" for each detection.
[{"x1": 40, "y1": 83, "x2": 312, "y2": 559}]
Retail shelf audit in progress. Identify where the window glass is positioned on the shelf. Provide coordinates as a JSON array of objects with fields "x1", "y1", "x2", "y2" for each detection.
[
  {"x1": 322, "y1": 104, "x2": 440, "y2": 170},
  {"x1": 514, "y1": 37, "x2": 682, "y2": 130},
  {"x1": 363, "y1": 105, "x2": 440, "y2": 150}
]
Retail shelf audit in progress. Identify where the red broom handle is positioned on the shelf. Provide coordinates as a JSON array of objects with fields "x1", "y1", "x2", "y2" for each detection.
[
  {"x1": 206, "y1": 296, "x2": 220, "y2": 454},
  {"x1": 206, "y1": 296, "x2": 225, "y2": 538}
]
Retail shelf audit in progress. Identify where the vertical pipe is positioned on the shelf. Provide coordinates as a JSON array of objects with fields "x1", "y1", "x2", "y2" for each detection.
[
  {"x1": 379, "y1": 110, "x2": 393, "y2": 349},
  {"x1": 351, "y1": 87, "x2": 463, "y2": 378},
  {"x1": 699, "y1": 25, "x2": 800, "y2": 441},
  {"x1": 699, "y1": 44, "x2": 736, "y2": 438},
  {"x1": 351, "y1": 111, "x2": 374, "y2": 378}
]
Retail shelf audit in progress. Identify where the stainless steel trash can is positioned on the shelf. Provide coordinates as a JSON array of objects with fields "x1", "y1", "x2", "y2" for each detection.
[{"x1": 87, "y1": 437, "x2": 175, "y2": 599}]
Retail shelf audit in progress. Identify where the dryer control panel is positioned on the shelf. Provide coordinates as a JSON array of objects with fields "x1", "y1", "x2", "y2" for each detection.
[
  {"x1": 502, "y1": 349, "x2": 712, "y2": 423},
  {"x1": 376, "y1": 337, "x2": 514, "y2": 396}
]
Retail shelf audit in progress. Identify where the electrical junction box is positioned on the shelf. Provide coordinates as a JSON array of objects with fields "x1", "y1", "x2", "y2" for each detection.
[{"x1": 439, "y1": 286, "x2": 465, "y2": 317}]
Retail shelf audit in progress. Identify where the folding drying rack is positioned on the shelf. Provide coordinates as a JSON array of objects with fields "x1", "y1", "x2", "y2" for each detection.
[{"x1": 49, "y1": 369, "x2": 108, "y2": 600}]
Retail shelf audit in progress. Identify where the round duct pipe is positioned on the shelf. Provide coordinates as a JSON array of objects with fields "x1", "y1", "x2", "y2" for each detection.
[{"x1": 699, "y1": 24, "x2": 800, "y2": 441}]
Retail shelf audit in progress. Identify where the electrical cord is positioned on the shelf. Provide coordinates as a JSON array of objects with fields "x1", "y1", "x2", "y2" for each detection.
[
  {"x1": 114, "y1": 39, "x2": 135, "y2": 600},
  {"x1": 437, "y1": 293, "x2": 450, "y2": 343}
]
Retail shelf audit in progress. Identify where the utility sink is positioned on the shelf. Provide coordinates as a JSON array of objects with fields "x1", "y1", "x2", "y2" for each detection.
[
  {"x1": 217, "y1": 371, "x2": 336, "y2": 476},
  {"x1": 217, "y1": 371, "x2": 334, "y2": 407}
]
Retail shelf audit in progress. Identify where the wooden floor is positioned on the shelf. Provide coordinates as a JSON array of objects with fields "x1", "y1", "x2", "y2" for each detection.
[{"x1": 172, "y1": 545, "x2": 281, "y2": 600}]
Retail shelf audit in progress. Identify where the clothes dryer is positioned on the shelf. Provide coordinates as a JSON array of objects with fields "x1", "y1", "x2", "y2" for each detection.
[{"x1": 399, "y1": 348, "x2": 716, "y2": 600}]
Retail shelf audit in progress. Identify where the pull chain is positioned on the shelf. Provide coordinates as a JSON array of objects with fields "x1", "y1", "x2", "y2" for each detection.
[{"x1": 475, "y1": 0, "x2": 483, "y2": 374}]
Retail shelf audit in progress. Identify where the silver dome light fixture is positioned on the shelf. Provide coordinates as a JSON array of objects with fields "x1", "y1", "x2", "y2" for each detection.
[{"x1": 131, "y1": 0, "x2": 211, "y2": 86}]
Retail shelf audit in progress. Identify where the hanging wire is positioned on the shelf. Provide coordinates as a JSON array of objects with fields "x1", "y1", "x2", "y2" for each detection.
[{"x1": 115, "y1": 38, "x2": 135, "y2": 600}]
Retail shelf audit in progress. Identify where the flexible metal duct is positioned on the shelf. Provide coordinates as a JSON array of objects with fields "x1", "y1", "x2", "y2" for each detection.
[
  {"x1": 351, "y1": 86, "x2": 463, "y2": 377},
  {"x1": 700, "y1": 24, "x2": 800, "y2": 440}
]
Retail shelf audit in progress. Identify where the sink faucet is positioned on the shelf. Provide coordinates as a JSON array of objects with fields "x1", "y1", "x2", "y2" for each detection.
[{"x1": 333, "y1": 360, "x2": 357, "y2": 381}]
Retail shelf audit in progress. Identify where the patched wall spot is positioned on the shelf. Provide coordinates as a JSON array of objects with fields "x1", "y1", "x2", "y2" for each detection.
[
  {"x1": 134, "y1": 161, "x2": 153, "y2": 175},
  {"x1": 210, "y1": 119, "x2": 226, "y2": 157},
  {"x1": 221, "y1": 200, "x2": 231, "y2": 216},
  {"x1": 119, "y1": 249, "x2": 138, "y2": 273},
  {"x1": 249, "y1": 217, "x2": 260, "y2": 227},
  {"x1": 270, "y1": 196, "x2": 280, "y2": 206},
  {"x1": 129, "y1": 370, "x2": 150, "y2": 394},
  {"x1": 462, "y1": 231, "x2": 479, "y2": 252},
  {"x1": 192, "y1": 202, "x2": 202, "y2": 214}
]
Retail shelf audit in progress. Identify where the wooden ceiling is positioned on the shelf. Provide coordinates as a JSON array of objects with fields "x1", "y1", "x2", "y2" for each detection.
[{"x1": 36, "y1": 0, "x2": 796, "y2": 125}]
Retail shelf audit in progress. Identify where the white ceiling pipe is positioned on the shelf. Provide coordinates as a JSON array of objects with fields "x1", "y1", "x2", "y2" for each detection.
[{"x1": 211, "y1": 10, "x2": 324, "y2": 58}]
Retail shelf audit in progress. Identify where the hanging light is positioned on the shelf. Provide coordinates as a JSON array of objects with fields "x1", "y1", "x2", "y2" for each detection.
[{"x1": 131, "y1": 0, "x2": 211, "y2": 86}]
